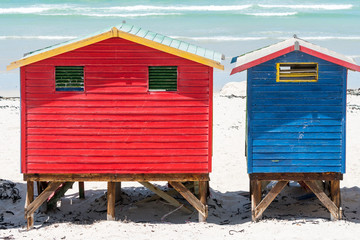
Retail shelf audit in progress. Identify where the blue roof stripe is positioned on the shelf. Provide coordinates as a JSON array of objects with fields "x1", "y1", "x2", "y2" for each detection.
[{"x1": 231, "y1": 56, "x2": 238, "y2": 64}]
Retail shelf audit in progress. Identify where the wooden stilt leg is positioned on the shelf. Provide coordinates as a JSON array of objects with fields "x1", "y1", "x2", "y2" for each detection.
[
  {"x1": 79, "y1": 182, "x2": 85, "y2": 199},
  {"x1": 254, "y1": 181, "x2": 288, "y2": 221},
  {"x1": 25, "y1": 182, "x2": 62, "y2": 225},
  {"x1": 330, "y1": 180, "x2": 341, "y2": 220},
  {"x1": 198, "y1": 181, "x2": 208, "y2": 222},
  {"x1": 115, "y1": 182, "x2": 122, "y2": 203},
  {"x1": 107, "y1": 182, "x2": 116, "y2": 221},
  {"x1": 250, "y1": 180, "x2": 262, "y2": 221},
  {"x1": 25, "y1": 181, "x2": 34, "y2": 230},
  {"x1": 169, "y1": 181, "x2": 207, "y2": 219},
  {"x1": 304, "y1": 180, "x2": 340, "y2": 220}
]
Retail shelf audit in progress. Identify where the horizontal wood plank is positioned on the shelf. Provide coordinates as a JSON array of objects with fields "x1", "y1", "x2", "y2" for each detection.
[
  {"x1": 27, "y1": 141, "x2": 208, "y2": 149},
  {"x1": 253, "y1": 159, "x2": 341, "y2": 167},
  {"x1": 252, "y1": 119, "x2": 341, "y2": 126},
  {"x1": 27, "y1": 148, "x2": 208, "y2": 157},
  {"x1": 252, "y1": 112, "x2": 342, "y2": 120},
  {"x1": 252, "y1": 132, "x2": 342, "y2": 139},
  {"x1": 253, "y1": 152, "x2": 341, "y2": 160},
  {"x1": 27, "y1": 134, "x2": 208, "y2": 142},
  {"x1": 253, "y1": 145, "x2": 341, "y2": 153},
  {"x1": 27, "y1": 107, "x2": 209, "y2": 115},
  {"x1": 24, "y1": 173, "x2": 210, "y2": 181},
  {"x1": 26, "y1": 93, "x2": 209, "y2": 101},
  {"x1": 249, "y1": 172, "x2": 343, "y2": 181},
  {"x1": 27, "y1": 156, "x2": 208, "y2": 163},
  {"x1": 252, "y1": 125, "x2": 341, "y2": 133},
  {"x1": 27, "y1": 120, "x2": 209, "y2": 128},
  {"x1": 252, "y1": 166, "x2": 342, "y2": 173},
  {"x1": 252, "y1": 105, "x2": 342, "y2": 112},
  {"x1": 27, "y1": 114, "x2": 209, "y2": 121},
  {"x1": 27, "y1": 162, "x2": 208, "y2": 173},
  {"x1": 253, "y1": 139, "x2": 342, "y2": 146},
  {"x1": 27, "y1": 99, "x2": 209, "y2": 108}
]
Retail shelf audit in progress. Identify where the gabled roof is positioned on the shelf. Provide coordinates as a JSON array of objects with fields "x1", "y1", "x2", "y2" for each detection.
[
  {"x1": 7, "y1": 23, "x2": 224, "y2": 70},
  {"x1": 230, "y1": 36, "x2": 360, "y2": 75}
]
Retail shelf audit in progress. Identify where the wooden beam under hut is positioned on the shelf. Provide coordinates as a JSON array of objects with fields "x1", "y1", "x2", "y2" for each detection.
[
  {"x1": 249, "y1": 173, "x2": 343, "y2": 221},
  {"x1": 78, "y1": 182, "x2": 85, "y2": 199},
  {"x1": 25, "y1": 182, "x2": 63, "y2": 229},
  {"x1": 23, "y1": 174, "x2": 210, "y2": 227},
  {"x1": 25, "y1": 181, "x2": 34, "y2": 229},
  {"x1": 139, "y1": 181, "x2": 192, "y2": 214},
  {"x1": 169, "y1": 181, "x2": 209, "y2": 222}
]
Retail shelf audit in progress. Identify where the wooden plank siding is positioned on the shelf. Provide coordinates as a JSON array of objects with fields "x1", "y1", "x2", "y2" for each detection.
[
  {"x1": 247, "y1": 51, "x2": 346, "y2": 173},
  {"x1": 22, "y1": 37, "x2": 212, "y2": 174}
]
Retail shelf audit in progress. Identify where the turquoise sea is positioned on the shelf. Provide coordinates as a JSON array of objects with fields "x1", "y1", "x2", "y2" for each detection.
[{"x1": 1, "y1": 0, "x2": 360, "y2": 96}]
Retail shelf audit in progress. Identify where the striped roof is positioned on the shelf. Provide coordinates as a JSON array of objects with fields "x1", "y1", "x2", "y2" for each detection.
[
  {"x1": 7, "y1": 23, "x2": 224, "y2": 70},
  {"x1": 231, "y1": 36, "x2": 360, "y2": 75}
]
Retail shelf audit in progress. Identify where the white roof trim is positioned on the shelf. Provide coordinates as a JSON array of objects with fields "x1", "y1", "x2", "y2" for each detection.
[{"x1": 234, "y1": 37, "x2": 357, "y2": 67}]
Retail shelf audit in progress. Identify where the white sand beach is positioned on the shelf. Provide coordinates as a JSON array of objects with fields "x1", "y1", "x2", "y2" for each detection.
[{"x1": 1, "y1": 82, "x2": 360, "y2": 239}]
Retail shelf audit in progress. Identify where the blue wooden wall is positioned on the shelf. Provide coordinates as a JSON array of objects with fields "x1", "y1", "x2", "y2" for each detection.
[{"x1": 247, "y1": 51, "x2": 347, "y2": 173}]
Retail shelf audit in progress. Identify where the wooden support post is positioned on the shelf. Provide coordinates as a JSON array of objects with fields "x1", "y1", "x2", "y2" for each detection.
[
  {"x1": 78, "y1": 182, "x2": 85, "y2": 199},
  {"x1": 115, "y1": 182, "x2": 121, "y2": 203},
  {"x1": 25, "y1": 181, "x2": 34, "y2": 230},
  {"x1": 107, "y1": 182, "x2": 116, "y2": 221},
  {"x1": 198, "y1": 181, "x2": 208, "y2": 222},
  {"x1": 169, "y1": 181, "x2": 207, "y2": 220},
  {"x1": 250, "y1": 180, "x2": 262, "y2": 221},
  {"x1": 330, "y1": 180, "x2": 341, "y2": 220},
  {"x1": 254, "y1": 181, "x2": 288, "y2": 221},
  {"x1": 25, "y1": 182, "x2": 62, "y2": 225},
  {"x1": 139, "y1": 181, "x2": 192, "y2": 214},
  {"x1": 304, "y1": 181, "x2": 341, "y2": 220}
]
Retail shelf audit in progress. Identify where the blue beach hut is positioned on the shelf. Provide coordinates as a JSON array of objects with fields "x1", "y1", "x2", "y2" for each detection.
[{"x1": 230, "y1": 36, "x2": 360, "y2": 221}]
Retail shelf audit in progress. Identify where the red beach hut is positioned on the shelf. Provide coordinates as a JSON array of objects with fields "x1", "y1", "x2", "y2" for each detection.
[{"x1": 7, "y1": 23, "x2": 224, "y2": 227}]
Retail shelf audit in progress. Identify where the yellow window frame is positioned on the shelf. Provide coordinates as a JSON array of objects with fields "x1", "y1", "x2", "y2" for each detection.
[{"x1": 276, "y1": 62, "x2": 318, "y2": 82}]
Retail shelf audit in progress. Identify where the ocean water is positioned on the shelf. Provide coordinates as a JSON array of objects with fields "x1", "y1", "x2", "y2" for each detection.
[{"x1": 1, "y1": 0, "x2": 360, "y2": 96}]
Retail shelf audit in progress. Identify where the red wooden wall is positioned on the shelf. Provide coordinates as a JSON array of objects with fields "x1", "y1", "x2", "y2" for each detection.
[{"x1": 21, "y1": 37, "x2": 213, "y2": 174}]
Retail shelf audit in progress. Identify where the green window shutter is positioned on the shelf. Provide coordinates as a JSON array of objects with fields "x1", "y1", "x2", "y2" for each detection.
[
  {"x1": 149, "y1": 66, "x2": 177, "y2": 91},
  {"x1": 55, "y1": 66, "x2": 84, "y2": 91}
]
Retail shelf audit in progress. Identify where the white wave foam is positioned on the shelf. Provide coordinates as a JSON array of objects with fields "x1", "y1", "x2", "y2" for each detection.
[
  {"x1": 171, "y1": 36, "x2": 267, "y2": 42},
  {"x1": 0, "y1": 7, "x2": 52, "y2": 14},
  {"x1": 0, "y1": 4, "x2": 253, "y2": 15},
  {"x1": 105, "y1": 5, "x2": 253, "y2": 11},
  {"x1": 42, "y1": 12, "x2": 182, "y2": 17},
  {"x1": 0, "y1": 36, "x2": 77, "y2": 40},
  {"x1": 258, "y1": 4, "x2": 353, "y2": 10},
  {"x1": 246, "y1": 12, "x2": 298, "y2": 16}
]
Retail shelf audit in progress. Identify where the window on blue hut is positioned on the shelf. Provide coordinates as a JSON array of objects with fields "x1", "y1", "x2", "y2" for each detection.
[
  {"x1": 148, "y1": 66, "x2": 177, "y2": 91},
  {"x1": 55, "y1": 66, "x2": 84, "y2": 91},
  {"x1": 276, "y1": 63, "x2": 318, "y2": 82}
]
